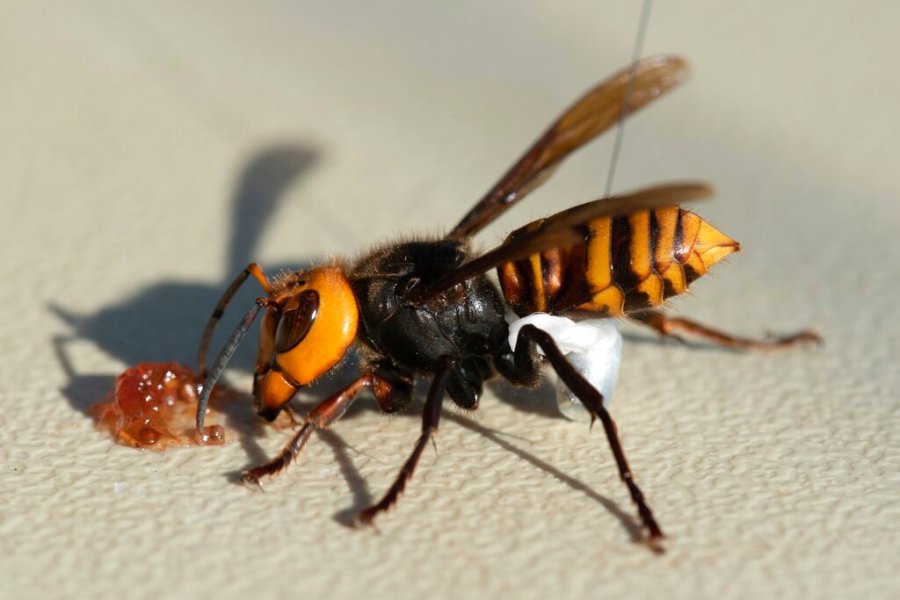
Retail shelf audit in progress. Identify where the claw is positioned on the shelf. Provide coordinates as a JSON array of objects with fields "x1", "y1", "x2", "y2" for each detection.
[
  {"x1": 762, "y1": 329, "x2": 823, "y2": 350},
  {"x1": 645, "y1": 533, "x2": 666, "y2": 555},
  {"x1": 240, "y1": 471, "x2": 265, "y2": 491},
  {"x1": 352, "y1": 509, "x2": 382, "y2": 533},
  {"x1": 789, "y1": 330, "x2": 823, "y2": 346}
]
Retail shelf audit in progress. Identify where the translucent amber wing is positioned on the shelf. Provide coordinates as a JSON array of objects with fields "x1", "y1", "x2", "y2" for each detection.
[{"x1": 448, "y1": 55, "x2": 689, "y2": 240}]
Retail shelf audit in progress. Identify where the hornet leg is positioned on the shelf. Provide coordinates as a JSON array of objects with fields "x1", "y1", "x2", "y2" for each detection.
[
  {"x1": 242, "y1": 363, "x2": 412, "y2": 487},
  {"x1": 632, "y1": 310, "x2": 821, "y2": 351},
  {"x1": 356, "y1": 356, "x2": 456, "y2": 525},
  {"x1": 512, "y1": 324, "x2": 664, "y2": 550}
]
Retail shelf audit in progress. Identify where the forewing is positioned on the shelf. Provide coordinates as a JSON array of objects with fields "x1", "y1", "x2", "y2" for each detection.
[
  {"x1": 447, "y1": 55, "x2": 689, "y2": 240},
  {"x1": 413, "y1": 182, "x2": 713, "y2": 302}
]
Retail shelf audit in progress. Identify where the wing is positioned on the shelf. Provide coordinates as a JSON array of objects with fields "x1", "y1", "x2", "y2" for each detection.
[
  {"x1": 410, "y1": 182, "x2": 713, "y2": 303},
  {"x1": 446, "y1": 55, "x2": 689, "y2": 241}
]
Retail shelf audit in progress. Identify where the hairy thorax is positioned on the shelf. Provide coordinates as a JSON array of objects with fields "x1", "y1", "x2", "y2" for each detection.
[{"x1": 350, "y1": 239, "x2": 509, "y2": 372}]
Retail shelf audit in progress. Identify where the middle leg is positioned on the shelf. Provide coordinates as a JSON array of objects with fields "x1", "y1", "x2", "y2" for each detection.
[{"x1": 355, "y1": 355, "x2": 457, "y2": 524}]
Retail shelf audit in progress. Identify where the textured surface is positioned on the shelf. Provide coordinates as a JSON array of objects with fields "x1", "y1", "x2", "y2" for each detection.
[{"x1": 2, "y1": 2, "x2": 898, "y2": 599}]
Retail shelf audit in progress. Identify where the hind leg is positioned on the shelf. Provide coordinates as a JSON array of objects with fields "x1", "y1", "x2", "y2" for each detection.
[
  {"x1": 508, "y1": 324, "x2": 664, "y2": 549},
  {"x1": 632, "y1": 310, "x2": 821, "y2": 351}
]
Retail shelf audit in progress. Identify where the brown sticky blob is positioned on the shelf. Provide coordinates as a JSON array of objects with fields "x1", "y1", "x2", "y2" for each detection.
[{"x1": 91, "y1": 362, "x2": 231, "y2": 450}]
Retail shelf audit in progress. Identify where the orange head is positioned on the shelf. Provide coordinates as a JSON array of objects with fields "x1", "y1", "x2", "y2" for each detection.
[{"x1": 254, "y1": 266, "x2": 359, "y2": 420}]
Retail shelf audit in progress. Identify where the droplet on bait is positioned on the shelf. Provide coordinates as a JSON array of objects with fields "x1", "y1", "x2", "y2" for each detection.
[{"x1": 90, "y1": 362, "x2": 230, "y2": 450}]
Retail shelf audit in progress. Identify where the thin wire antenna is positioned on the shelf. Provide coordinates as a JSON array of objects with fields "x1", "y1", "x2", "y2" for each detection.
[{"x1": 604, "y1": 0, "x2": 654, "y2": 197}]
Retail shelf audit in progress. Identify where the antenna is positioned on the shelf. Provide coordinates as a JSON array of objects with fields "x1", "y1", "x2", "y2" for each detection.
[
  {"x1": 195, "y1": 299, "x2": 266, "y2": 437},
  {"x1": 604, "y1": 0, "x2": 654, "y2": 197}
]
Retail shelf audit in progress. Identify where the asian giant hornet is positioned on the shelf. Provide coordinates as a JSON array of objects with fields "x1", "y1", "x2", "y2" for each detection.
[{"x1": 194, "y1": 55, "x2": 819, "y2": 548}]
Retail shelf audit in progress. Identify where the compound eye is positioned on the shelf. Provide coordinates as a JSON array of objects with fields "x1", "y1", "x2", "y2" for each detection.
[{"x1": 275, "y1": 290, "x2": 319, "y2": 352}]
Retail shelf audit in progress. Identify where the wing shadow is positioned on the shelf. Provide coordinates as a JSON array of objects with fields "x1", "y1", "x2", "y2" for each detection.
[{"x1": 53, "y1": 144, "x2": 321, "y2": 416}]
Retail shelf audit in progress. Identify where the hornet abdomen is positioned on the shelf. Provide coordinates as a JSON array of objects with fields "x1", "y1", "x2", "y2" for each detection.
[{"x1": 498, "y1": 207, "x2": 740, "y2": 317}]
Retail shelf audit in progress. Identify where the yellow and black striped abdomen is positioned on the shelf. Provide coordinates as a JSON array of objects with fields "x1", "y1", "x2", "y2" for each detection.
[{"x1": 498, "y1": 207, "x2": 740, "y2": 317}]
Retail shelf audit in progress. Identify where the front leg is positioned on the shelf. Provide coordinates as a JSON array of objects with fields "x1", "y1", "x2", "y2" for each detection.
[
  {"x1": 632, "y1": 310, "x2": 821, "y2": 351},
  {"x1": 242, "y1": 363, "x2": 413, "y2": 487}
]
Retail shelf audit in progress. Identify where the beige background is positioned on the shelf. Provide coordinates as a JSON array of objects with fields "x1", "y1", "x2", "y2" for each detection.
[{"x1": 2, "y1": 1, "x2": 898, "y2": 599}]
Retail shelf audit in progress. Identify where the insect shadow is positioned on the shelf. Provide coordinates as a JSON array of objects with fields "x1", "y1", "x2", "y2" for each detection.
[
  {"x1": 51, "y1": 144, "x2": 322, "y2": 463},
  {"x1": 291, "y1": 372, "x2": 641, "y2": 539},
  {"x1": 320, "y1": 396, "x2": 642, "y2": 542},
  {"x1": 50, "y1": 142, "x2": 642, "y2": 540}
]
